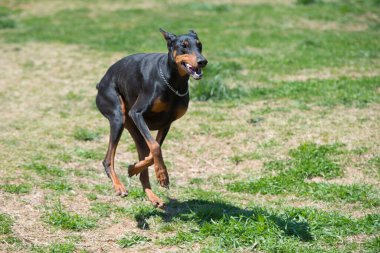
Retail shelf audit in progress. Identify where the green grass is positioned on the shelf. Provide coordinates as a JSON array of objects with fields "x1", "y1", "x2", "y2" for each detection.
[
  {"x1": 296, "y1": 0, "x2": 321, "y2": 5},
  {"x1": 117, "y1": 233, "x2": 151, "y2": 248},
  {"x1": 247, "y1": 76, "x2": 380, "y2": 107},
  {"x1": 74, "y1": 148, "x2": 103, "y2": 160},
  {"x1": 128, "y1": 187, "x2": 146, "y2": 199},
  {"x1": 363, "y1": 236, "x2": 380, "y2": 253},
  {"x1": 0, "y1": 6, "x2": 16, "y2": 29},
  {"x1": 42, "y1": 180, "x2": 72, "y2": 192},
  {"x1": 86, "y1": 193, "x2": 97, "y2": 201},
  {"x1": 192, "y1": 75, "x2": 380, "y2": 105},
  {"x1": 90, "y1": 202, "x2": 114, "y2": 217},
  {"x1": 93, "y1": 184, "x2": 112, "y2": 195},
  {"x1": 31, "y1": 242, "x2": 76, "y2": 253},
  {"x1": 228, "y1": 143, "x2": 380, "y2": 206},
  {"x1": 129, "y1": 198, "x2": 379, "y2": 251},
  {"x1": 24, "y1": 162, "x2": 65, "y2": 177},
  {"x1": 44, "y1": 202, "x2": 96, "y2": 231},
  {"x1": 368, "y1": 155, "x2": 380, "y2": 178},
  {"x1": 90, "y1": 202, "x2": 129, "y2": 218},
  {"x1": 0, "y1": 213, "x2": 13, "y2": 235},
  {"x1": 73, "y1": 127, "x2": 100, "y2": 141},
  {"x1": 0, "y1": 183, "x2": 31, "y2": 194},
  {"x1": 2, "y1": 1, "x2": 379, "y2": 84}
]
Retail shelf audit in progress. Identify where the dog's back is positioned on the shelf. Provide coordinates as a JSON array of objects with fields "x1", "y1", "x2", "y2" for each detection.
[{"x1": 97, "y1": 53, "x2": 166, "y2": 107}]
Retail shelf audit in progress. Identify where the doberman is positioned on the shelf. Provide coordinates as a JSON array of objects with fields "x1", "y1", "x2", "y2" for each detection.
[{"x1": 96, "y1": 29, "x2": 207, "y2": 208}]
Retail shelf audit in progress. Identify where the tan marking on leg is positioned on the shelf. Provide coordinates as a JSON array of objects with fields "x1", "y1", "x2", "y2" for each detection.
[
  {"x1": 106, "y1": 143, "x2": 128, "y2": 196},
  {"x1": 147, "y1": 141, "x2": 169, "y2": 188},
  {"x1": 128, "y1": 128, "x2": 170, "y2": 177},
  {"x1": 139, "y1": 169, "x2": 165, "y2": 209},
  {"x1": 128, "y1": 153, "x2": 153, "y2": 177},
  {"x1": 154, "y1": 162, "x2": 169, "y2": 188},
  {"x1": 118, "y1": 95, "x2": 127, "y2": 127},
  {"x1": 128, "y1": 130, "x2": 169, "y2": 188}
]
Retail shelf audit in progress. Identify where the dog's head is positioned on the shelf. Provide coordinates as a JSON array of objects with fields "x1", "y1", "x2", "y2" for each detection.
[{"x1": 160, "y1": 28, "x2": 207, "y2": 80}]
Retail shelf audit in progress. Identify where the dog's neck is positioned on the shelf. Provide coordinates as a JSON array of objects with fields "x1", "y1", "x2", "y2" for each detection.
[{"x1": 160, "y1": 52, "x2": 189, "y2": 93}]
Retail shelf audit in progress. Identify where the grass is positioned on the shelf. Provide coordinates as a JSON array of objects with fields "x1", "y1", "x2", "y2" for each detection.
[
  {"x1": 192, "y1": 75, "x2": 380, "y2": 106},
  {"x1": 130, "y1": 198, "x2": 379, "y2": 251},
  {"x1": 296, "y1": 0, "x2": 321, "y2": 5},
  {"x1": 247, "y1": 77, "x2": 380, "y2": 107},
  {"x1": 44, "y1": 202, "x2": 96, "y2": 231},
  {"x1": 73, "y1": 127, "x2": 100, "y2": 141},
  {"x1": 0, "y1": 0, "x2": 379, "y2": 252},
  {"x1": 228, "y1": 143, "x2": 380, "y2": 206},
  {"x1": 117, "y1": 233, "x2": 151, "y2": 248},
  {"x1": 363, "y1": 237, "x2": 380, "y2": 253},
  {"x1": 42, "y1": 180, "x2": 72, "y2": 192},
  {"x1": 24, "y1": 162, "x2": 65, "y2": 177},
  {"x1": 90, "y1": 202, "x2": 115, "y2": 217},
  {"x1": 0, "y1": 183, "x2": 31, "y2": 194},
  {"x1": 74, "y1": 148, "x2": 103, "y2": 160},
  {"x1": 2, "y1": 1, "x2": 379, "y2": 81},
  {"x1": 0, "y1": 6, "x2": 16, "y2": 29},
  {"x1": 31, "y1": 242, "x2": 76, "y2": 253},
  {"x1": 0, "y1": 213, "x2": 13, "y2": 235}
]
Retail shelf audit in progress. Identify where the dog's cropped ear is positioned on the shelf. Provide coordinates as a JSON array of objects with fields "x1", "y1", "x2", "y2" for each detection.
[
  {"x1": 160, "y1": 28, "x2": 176, "y2": 46},
  {"x1": 189, "y1": 29, "x2": 198, "y2": 38}
]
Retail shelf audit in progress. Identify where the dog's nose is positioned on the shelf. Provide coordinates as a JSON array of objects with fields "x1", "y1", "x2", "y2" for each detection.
[{"x1": 197, "y1": 59, "x2": 208, "y2": 68}]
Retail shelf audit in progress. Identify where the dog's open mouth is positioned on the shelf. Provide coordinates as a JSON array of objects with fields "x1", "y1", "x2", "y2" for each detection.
[{"x1": 181, "y1": 62, "x2": 203, "y2": 80}]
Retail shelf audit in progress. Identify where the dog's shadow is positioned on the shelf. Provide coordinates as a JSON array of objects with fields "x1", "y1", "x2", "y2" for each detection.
[{"x1": 132, "y1": 198, "x2": 313, "y2": 242}]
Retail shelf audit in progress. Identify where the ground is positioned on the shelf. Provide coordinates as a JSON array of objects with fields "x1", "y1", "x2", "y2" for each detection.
[{"x1": 0, "y1": 0, "x2": 379, "y2": 252}]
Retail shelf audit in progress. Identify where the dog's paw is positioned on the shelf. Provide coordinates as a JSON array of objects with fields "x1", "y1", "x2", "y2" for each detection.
[
  {"x1": 148, "y1": 194, "x2": 166, "y2": 209},
  {"x1": 114, "y1": 183, "x2": 128, "y2": 197},
  {"x1": 128, "y1": 163, "x2": 137, "y2": 177},
  {"x1": 156, "y1": 168, "x2": 169, "y2": 189}
]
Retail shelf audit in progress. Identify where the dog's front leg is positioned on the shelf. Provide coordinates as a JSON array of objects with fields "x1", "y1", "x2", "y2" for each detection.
[
  {"x1": 128, "y1": 125, "x2": 171, "y2": 178},
  {"x1": 128, "y1": 97, "x2": 169, "y2": 188}
]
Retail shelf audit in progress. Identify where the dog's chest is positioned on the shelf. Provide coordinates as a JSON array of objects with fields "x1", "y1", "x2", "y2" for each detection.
[{"x1": 144, "y1": 96, "x2": 188, "y2": 129}]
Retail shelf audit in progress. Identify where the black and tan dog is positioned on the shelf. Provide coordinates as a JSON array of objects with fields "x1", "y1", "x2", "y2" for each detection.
[{"x1": 96, "y1": 29, "x2": 207, "y2": 208}]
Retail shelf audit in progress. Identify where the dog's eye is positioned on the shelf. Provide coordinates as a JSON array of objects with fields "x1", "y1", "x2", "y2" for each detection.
[{"x1": 196, "y1": 42, "x2": 202, "y2": 50}]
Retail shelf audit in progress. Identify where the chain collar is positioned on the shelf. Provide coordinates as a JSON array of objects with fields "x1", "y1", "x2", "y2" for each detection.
[{"x1": 159, "y1": 67, "x2": 189, "y2": 97}]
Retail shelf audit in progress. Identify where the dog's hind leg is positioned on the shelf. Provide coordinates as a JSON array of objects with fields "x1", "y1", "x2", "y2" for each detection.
[{"x1": 96, "y1": 82, "x2": 128, "y2": 196}]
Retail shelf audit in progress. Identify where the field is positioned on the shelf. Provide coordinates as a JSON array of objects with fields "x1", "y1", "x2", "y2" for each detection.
[{"x1": 0, "y1": 0, "x2": 380, "y2": 252}]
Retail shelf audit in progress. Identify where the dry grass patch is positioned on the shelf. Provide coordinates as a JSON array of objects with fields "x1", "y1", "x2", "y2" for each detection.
[
  {"x1": 273, "y1": 64, "x2": 380, "y2": 82},
  {"x1": 293, "y1": 18, "x2": 368, "y2": 32}
]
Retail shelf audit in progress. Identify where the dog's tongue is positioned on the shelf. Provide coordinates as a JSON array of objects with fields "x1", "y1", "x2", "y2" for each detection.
[
  {"x1": 185, "y1": 63, "x2": 202, "y2": 79},
  {"x1": 186, "y1": 63, "x2": 195, "y2": 74}
]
